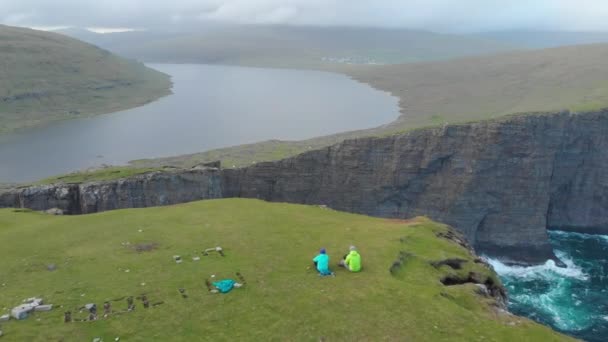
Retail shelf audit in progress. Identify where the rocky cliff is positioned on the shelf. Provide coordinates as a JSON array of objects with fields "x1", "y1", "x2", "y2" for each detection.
[
  {"x1": 2, "y1": 110, "x2": 607, "y2": 265},
  {"x1": 0, "y1": 170, "x2": 223, "y2": 213}
]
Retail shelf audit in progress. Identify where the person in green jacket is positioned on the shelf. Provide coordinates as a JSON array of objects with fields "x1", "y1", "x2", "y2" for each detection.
[{"x1": 339, "y1": 245, "x2": 362, "y2": 272}]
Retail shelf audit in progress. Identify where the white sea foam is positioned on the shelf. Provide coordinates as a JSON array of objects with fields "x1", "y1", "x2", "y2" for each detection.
[
  {"x1": 549, "y1": 230, "x2": 608, "y2": 244},
  {"x1": 485, "y1": 252, "x2": 588, "y2": 281},
  {"x1": 485, "y1": 250, "x2": 592, "y2": 331}
]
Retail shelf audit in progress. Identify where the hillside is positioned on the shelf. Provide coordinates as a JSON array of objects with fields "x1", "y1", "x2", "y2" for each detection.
[
  {"x1": 57, "y1": 25, "x2": 519, "y2": 68},
  {"x1": 0, "y1": 25, "x2": 171, "y2": 133},
  {"x1": 131, "y1": 43, "x2": 608, "y2": 169},
  {"x1": 0, "y1": 199, "x2": 571, "y2": 341},
  {"x1": 346, "y1": 43, "x2": 608, "y2": 130},
  {"x1": 479, "y1": 30, "x2": 608, "y2": 48}
]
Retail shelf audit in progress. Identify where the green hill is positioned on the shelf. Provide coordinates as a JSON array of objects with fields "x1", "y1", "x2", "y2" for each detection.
[
  {"x1": 0, "y1": 25, "x2": 171, "y2": 133},
  {"x1": 0, "y1": 199, "x2": 571, "y2": 341}
]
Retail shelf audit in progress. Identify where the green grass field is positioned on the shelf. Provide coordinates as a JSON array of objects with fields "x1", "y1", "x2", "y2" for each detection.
[{"x1": 0, "y1": 199, "x2": 571, "y2": 341}]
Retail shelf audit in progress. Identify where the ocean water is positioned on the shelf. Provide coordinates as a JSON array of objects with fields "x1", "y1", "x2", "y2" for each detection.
[{"x1": 487, "y1": 231, "x2": 608, "y2": 342}]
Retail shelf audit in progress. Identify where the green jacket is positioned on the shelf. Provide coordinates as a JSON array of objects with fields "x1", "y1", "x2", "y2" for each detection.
[{"x1": 345, "y1": 251, "x2": 362, "y2": 272}]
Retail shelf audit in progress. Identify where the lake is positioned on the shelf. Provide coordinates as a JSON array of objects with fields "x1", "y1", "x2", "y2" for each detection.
[{"x1": 0, "y1": 64, "x2": 399, "y2": 183}]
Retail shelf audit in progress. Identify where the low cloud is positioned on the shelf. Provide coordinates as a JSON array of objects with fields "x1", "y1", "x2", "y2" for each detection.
[{"x1": 2, "y1": 0, "x2": 608, "y2": 33}]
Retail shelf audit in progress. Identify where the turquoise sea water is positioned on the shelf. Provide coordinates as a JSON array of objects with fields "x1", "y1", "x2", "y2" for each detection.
[{"x1": 488, "y1": 231, "x2": 608, "y2": 342}]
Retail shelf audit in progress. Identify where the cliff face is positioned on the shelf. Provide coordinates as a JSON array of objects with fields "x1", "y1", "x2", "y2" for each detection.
[
  {"x1": 0, "y1": 170, "x2": 223, "y2": 214},
  {"x1": 2, "y1": 111, "x2": 607, "y2": 264}
]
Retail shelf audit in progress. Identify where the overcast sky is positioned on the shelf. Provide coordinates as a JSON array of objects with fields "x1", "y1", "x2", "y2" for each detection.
[{"x1": 2, "y1": 0, "x2": 608, "y2": 33}]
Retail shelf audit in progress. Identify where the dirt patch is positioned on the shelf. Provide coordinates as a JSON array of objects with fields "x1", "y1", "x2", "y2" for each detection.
[{"x1": 132, "y1": 242, "x2": 159, "y2": 253}]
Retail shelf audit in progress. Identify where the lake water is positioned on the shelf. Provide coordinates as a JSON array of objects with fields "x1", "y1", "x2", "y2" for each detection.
[{"x1": 0, "y1": 64, "x2": 399, "y2": 182}]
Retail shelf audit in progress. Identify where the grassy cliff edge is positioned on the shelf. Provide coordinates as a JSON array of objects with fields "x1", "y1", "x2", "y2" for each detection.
[{"x1": 0, "y1": 199, "x2": 572, "y2": 341}]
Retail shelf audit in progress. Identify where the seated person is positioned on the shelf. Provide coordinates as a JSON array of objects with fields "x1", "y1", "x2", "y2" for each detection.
[
  {"x1": 339, "y1": 245, "x2": 362, "y2": 272},
  {"x1": 313, "y1": 248, "x2": 333, "y2": 276}
]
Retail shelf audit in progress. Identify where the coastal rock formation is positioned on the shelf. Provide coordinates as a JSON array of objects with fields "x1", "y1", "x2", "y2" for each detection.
[
  {"x1": 0, "y1": 170, "x2": 223, "y2": 214},
  {"x1": 2, "y1": 110, "x2": 607, "y2": 264}
]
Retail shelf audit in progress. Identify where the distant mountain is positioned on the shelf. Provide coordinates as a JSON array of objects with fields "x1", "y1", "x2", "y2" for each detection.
[
  {"x1": 478, "y1": 30, "x2": 608, "y2": 48},
  {"x1": 56, "y1": 25, "x2": 521, "y2": 68},
  {"x1": 0, "y1": 25, "x2": 171, "y2": 133}
]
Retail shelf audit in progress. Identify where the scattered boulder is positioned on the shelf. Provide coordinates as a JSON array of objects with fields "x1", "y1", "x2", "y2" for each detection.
[
  {"x1": 474, "y1": 284, "x2": 490, "y2": 297},
  {"x1": 34, "y1": 305, "x2": 53, "y2": 312},
  {"x1": 11, "y1": 306, "x2": 33, "y2": 320},
  {"x1": 0, "y1": 314, "x2": 9, "y2": 322},
  {"x1": 23, "y1": 297, "x2": 43, "y2": 305},
  {"x1": 9, "y1": 297, "x2": 53, "y2": 320},
  {"x1": 203, "y1": 246, "x2": 224, "y2": 256},
  {"x1": 45, "y1": 208, "x2": 64, "y2": 215},
  {"x1": 47, "y1": 264, "x2": 57, "y2": 271}
]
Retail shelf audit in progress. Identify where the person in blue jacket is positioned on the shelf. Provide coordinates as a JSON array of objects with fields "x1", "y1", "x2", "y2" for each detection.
[{"x1": 313, "y1": 248, "x2": 333, "y2": 276}]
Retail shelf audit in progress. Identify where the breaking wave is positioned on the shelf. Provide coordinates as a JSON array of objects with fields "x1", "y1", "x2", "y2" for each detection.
[{"x1": 486, "y1": 231, "x2": 608, "y2": 341}]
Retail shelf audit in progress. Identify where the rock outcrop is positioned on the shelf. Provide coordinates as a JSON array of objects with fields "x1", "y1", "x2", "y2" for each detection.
[
  {"x1": 2, "y1": 110, "x2": 607, "y2": 265},
  {"x1": 0, "y1": 170, "x2": 223, "y2": 214}
]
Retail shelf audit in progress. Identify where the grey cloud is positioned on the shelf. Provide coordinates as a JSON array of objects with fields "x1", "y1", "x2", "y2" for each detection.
[{"x1": 2, "y1": 0, "x2": 608, "y2": 32}]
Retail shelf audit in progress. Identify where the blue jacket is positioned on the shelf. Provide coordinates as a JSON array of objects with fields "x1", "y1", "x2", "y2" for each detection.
[{"x1": 313, "y1": 253, "x2": 331, "y2": 274}]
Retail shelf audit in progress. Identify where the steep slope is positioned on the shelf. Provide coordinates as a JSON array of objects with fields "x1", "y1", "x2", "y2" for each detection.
[
  {"x1": 0, "y1": 199, "x2": 571, "y2": 341},
  {"x1": 0, "y1": 25, "x2": 171, "y2": 133},
  {"x1": 57, "y1": 25, "x2": 520, "y2": 68}
]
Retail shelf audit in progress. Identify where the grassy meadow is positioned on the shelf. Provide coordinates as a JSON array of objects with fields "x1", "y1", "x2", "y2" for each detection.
[{"x1": 0, "y1": 199, "x2": 571, "y2": 341}]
